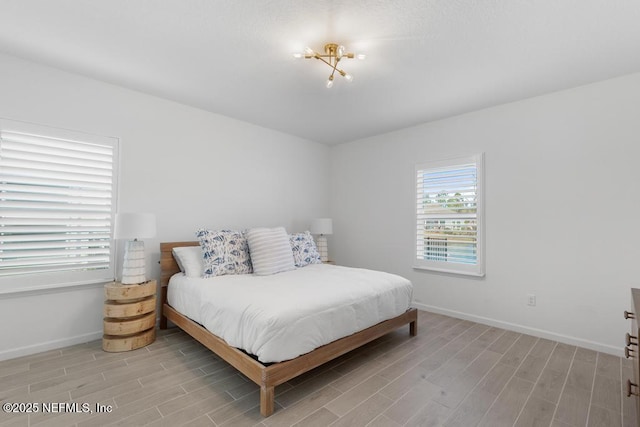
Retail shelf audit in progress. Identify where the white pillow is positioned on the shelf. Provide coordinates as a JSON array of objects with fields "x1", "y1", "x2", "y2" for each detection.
[
  {"x1": 245, "y1": 227, "x2": 295, "y2": 276},
  {"x1": 172, "y1": 246, "x2": 205, "y2": 277}
]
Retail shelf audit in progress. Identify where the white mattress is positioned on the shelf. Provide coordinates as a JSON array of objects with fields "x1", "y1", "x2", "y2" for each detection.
[{"x1": 167, "y1": 263, "x2": 413, "y2": 363}]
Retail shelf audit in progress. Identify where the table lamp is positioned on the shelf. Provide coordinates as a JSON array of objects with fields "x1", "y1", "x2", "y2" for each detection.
[{"x1": 114, "y1": 212, "x2": 156, "y2": 284}]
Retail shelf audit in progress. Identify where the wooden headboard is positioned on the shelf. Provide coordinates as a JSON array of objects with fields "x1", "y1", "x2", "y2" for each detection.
[{"x1": 159, "y1": 241, "x2": 199, "y2": 288}]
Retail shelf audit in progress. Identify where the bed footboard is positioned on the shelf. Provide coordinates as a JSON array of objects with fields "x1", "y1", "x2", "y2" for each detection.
[{"x1": 164, "y1": 301, "x2": 417, "y2": 416}]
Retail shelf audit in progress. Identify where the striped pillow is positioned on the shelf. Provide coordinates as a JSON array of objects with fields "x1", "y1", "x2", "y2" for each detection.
[{"x1": 245, "y1": 227, "x2": 295, "y2": 276}]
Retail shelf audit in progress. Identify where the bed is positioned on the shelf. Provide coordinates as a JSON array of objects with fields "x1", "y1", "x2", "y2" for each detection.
[{"x1": 160, "y1": 241, "x2": 418, "y2": 417}]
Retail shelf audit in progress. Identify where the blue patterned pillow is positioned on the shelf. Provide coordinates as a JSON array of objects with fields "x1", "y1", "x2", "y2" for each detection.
[
  {"x1": 195, "y1": 229, "x2": 253, "y2": 277},
  {"x1": 289, "y1": 231, "x2": 322, "y2": 268}
]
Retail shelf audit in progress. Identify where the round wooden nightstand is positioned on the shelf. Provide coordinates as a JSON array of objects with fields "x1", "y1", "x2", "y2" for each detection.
[{"x1": 102, "y1": 280, "x2": 157, "y2": 352}]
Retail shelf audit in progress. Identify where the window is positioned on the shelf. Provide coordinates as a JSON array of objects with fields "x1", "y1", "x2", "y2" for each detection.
[
  {"x1": 415, "y1": 153, "x2": 484, "y2": 276},
  {"x1": 0, "y1": 119, "x2": 119, "y2": 293}
]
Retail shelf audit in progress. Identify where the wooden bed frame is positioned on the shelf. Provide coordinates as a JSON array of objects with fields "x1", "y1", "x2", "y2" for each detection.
[{"x1": 159, "y1": 241, "x2": 418, "y2": 417}]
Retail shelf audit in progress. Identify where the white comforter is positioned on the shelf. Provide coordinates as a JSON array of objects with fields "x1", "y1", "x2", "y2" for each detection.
[{"x1": 167, "y1": 263, "x2": 413, "y2": 363}]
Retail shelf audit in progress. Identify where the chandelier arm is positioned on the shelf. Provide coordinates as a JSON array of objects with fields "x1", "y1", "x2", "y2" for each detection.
[
  {"x1": 329, "y1": 56, "x2": 340, "y2": 79},
  {"x1": 313, "y1": 55, "x2": 335, "y2": 69},
  {"x1": 307, "y1": 53, "x2": 352, "y2": 59},
  {"x1": 312, "y1": 54, "x2": 342, "y2": 80}
]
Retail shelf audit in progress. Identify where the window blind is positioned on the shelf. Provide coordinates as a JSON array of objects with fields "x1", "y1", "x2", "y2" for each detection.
[
  {"x1": 415, "y1": 154, "x2": 484, "y2": 276},
  {"x1": 0, "y1": 120, "x2": 118, "y2": 292}
]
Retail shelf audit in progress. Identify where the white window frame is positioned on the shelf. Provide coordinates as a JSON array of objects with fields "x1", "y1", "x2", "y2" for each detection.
[
  {"x1": 0, "y1": 119, "x2": 119, "y2": 294},
  {"x1": 414, "y1": 153, "x2": 485, "y2": 277}
]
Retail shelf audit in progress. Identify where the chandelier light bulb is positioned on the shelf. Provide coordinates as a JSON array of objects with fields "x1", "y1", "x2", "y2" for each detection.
[
  {"x1": 292, "y1": 52, "x2": 303, "y2": 59},
  {"x1": 337, "y1": 45, "x2": 345, "y2": 59},
  {"x1": 326, "y1": 76, "x2": 334, "y2": 88},
  {"x1": 344, "y1": 73, "x2": 354, "y2": 82},
  {"x1": 356, "y1": 53, "x2": 367, "y2": 60},
  {"x1": 304, "y1": 46, "x2": 314, "y2": 55}
]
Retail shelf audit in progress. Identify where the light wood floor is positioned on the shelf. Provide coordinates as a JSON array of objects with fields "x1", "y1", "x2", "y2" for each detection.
[{"x1": 0, "y1": 310, "x2": 636, "y2": 427}]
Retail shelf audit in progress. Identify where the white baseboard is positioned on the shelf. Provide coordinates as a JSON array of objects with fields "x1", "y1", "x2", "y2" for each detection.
[
  {"x1": 0, "y1": 331, "x2": 103, "y2": 362},
  {"x1": 0, "y1": 307, "x2": 622, "y2": 361},
  {"x1": 412, "y1": 302, "x2": 622, "y2": 357},
  {"x1": 1, "y1": 316, "x2": 166, "y2": 362}
]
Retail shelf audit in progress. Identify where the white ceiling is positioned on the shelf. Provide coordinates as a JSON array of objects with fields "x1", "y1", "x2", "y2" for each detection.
[{"x1": 1, "y1": 1, "x2": 639, "y2": 145}]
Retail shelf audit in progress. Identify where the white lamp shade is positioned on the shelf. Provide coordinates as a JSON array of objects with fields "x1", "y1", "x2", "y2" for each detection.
[
  {"x1": 310, "y1": 218, "x2": 333, "y2": 235},
  {"x1": 114, "y1": 213, "x2": 156, "y2": 240}
]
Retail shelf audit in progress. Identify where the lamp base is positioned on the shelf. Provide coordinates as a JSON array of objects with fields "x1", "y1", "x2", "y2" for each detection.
[
  {"x1": 317, "y1": 235, "x2": 329, "y2": 262},
  {"x1": 121, "y1": 240, "x2": 147, "y2": 285}
]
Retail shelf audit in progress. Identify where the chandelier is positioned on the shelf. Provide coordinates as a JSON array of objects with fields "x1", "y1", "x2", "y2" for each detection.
[{"x1": 294, "y1": 43, "x2": 366, "y2": 88}]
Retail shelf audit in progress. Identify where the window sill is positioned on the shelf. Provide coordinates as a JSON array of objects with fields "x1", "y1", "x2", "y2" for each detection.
[
  {"x1": 0, "y1": 279, "x2": 109, "y2": 298},
  {"x1": 413, "y1": 265, "x2": 485, "y2": 277}
]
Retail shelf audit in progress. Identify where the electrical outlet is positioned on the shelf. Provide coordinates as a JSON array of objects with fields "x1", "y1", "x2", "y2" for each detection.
[{"x1": 527, "y1": 294, "x2": 536, "y2": 306}]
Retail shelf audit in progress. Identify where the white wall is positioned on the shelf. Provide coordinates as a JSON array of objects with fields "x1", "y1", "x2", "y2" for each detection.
[
  {"x1": 330, "y1": 72, "x2": 640, "y2": 355},
  {"x1": 0, "y1": 53, "x2": 330, "y2": 360},
  {"x1": 2, "y1": 49, "x2": 638, "y2": 361}
]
